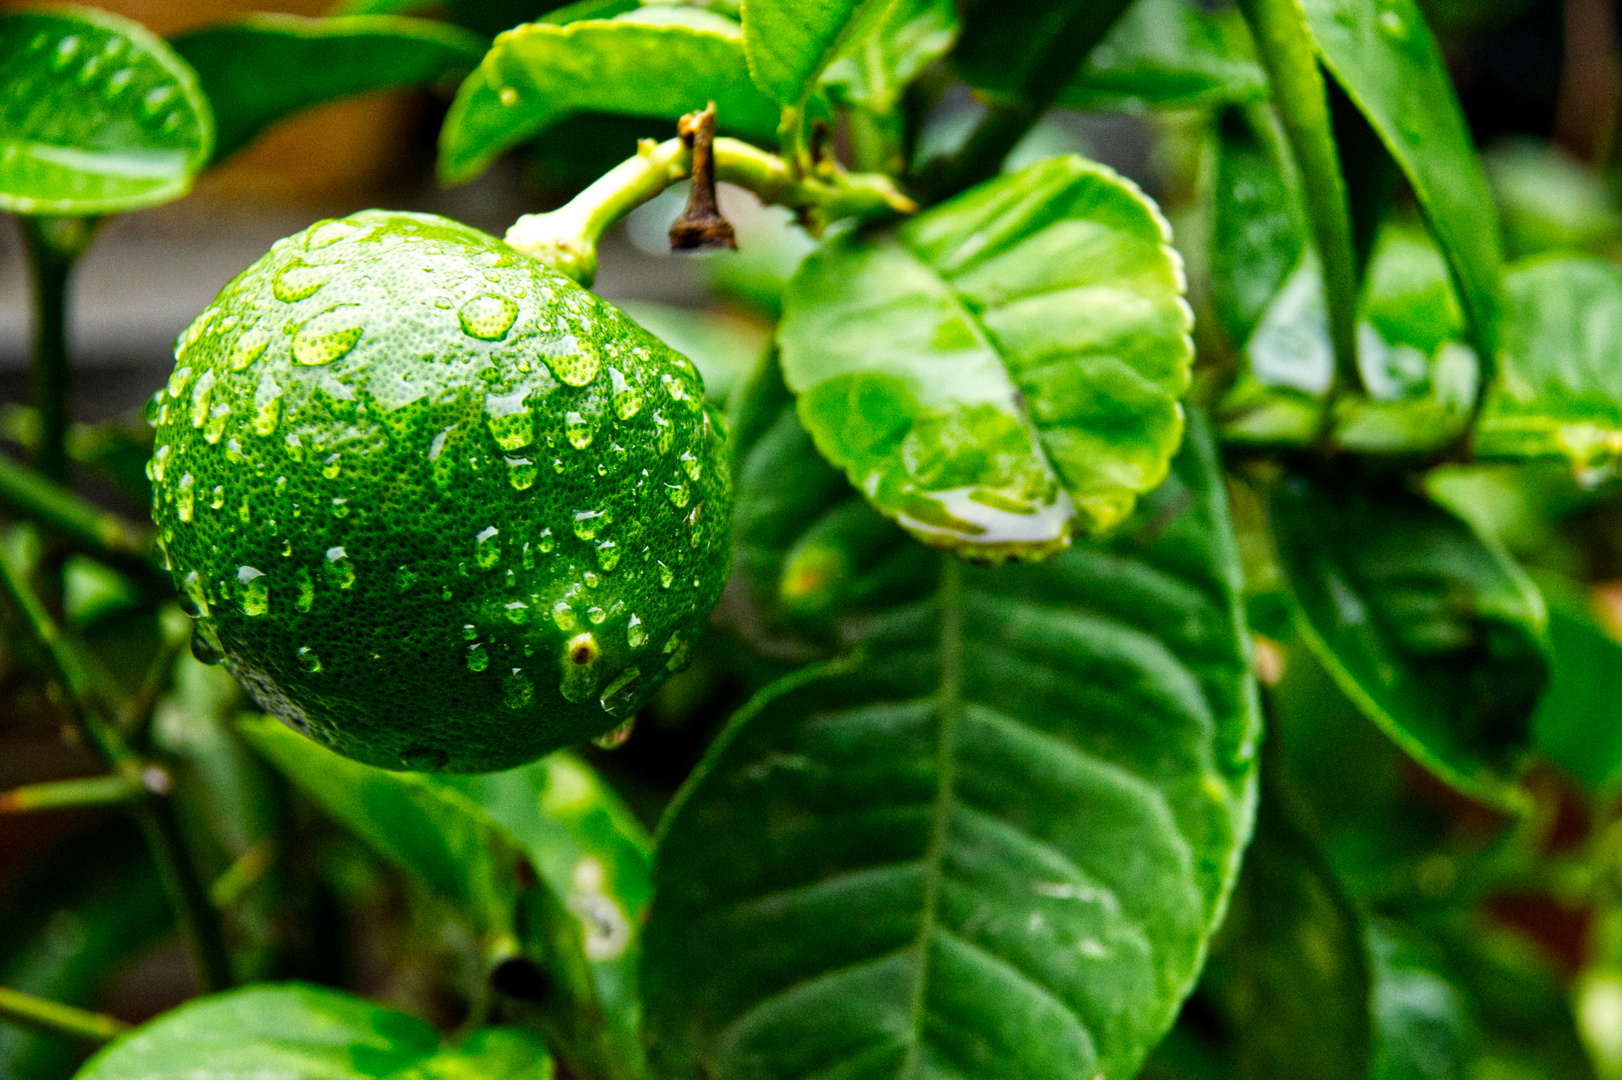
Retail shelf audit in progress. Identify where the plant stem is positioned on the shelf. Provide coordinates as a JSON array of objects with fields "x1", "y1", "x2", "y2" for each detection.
[
  {"x1": 0, "y1": 774, "x2": 140, "y2": 813},
  {"x1": 0, "y1": 545, "x2": 233, "y2": 993},
  {"x1": 505, "y1": 130, "x2": 914, "y2": 286},
  {"x1": 18, "y1": 216, "x2": 99, "y2": 484},
  {"x1": 0, "y1": 451, "x2": 154, "y2": 560},
  {"x1": 0, "y1": 986, "x2": 128, "y2": 1043}
]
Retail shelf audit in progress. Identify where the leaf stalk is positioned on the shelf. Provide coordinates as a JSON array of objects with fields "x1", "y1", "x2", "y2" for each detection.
[
  {"x1": 0, "y1": 985, "x2": 129, "y2": 1043},
  {"x1": 17, "y1": 215, "x2": 100, "y2": 484}
]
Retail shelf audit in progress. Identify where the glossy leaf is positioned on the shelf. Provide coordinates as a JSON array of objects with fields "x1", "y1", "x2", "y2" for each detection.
[
  {"x1": 1233, "y1": 0, "x2": 1360, "y2": 392},
  {"x1": 1218, "y1": 760, "x2": 1370, "y2": 1080},
  {"x1": 820, "y1": 0, "x2": 957, "y2": 114},
  {"x1": 170, "y1": 14, "x2": 483, "y2": 165},
  {"x1": 0, "y1": 7, "x2": 212, "y2": 214},
  {"x1": 73, "y1": 983, "x2": 552, "y2": 1080},
  {"x1": 952, "y1": 0, "x2": 1131, "y2": 101},
  {"x1": 779, "y1": 155, "x2": 1194, "y2": 561},
  {"x1": 1531, "y1": 575, "x2": 1622, "y2": 791},
  {"x1": 1299, "y1": 0, "x2": 1505, "y2": 363},
  {"x1": 643, "y1": 413, "x2": 1260, "y2": 1080},
  {"x1": 1221, "y1": 224, "x2": 1479, "y2": 451},
  {"x1": 1367, "y1": 922, "x2": 1478, "y2": 1080},
  {"x1": 1270, "y1": 469, "x2": 1548, "y2": 810},
  {"x1": 1477, "y1": 256, "x2": 1622, "y2": 470},
  {"x1": 438, "y1": 15, "x2": 778, "y2": 185},
  {"x1": 740, "y1": 0, "x2": 879, "y2": 108},
  {"x1": 1059, "y1": 0, "x2": 1268, "y2": 113}
]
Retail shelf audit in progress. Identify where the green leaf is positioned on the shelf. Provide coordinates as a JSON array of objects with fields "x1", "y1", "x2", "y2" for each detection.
[
  {"x1": 740, "y1": 0, "x2": 880, "y2": 108},
  {"x1": 1299, "y1": 0, "x2": 1505, "y2": 364},
  {"x1": 438, "y1": 15, "x2": 779, "y2": 184},
  {"x1": 1233, "y1": 0, "x2": 1360, "y2": 393},
  {"x1": 643, "y1": 412, "x2": 1260, "y2": 1080},
  {"x1": 1530, "y1": 574, "x2": 1622, "y2": 791},
  {"x1": 1476, "y1": 255, "x2": 1622, "y2": 470},
  {"x1": 820, "y1": 0, "x2": 957, "y2": 114},
  {"x1": 0, "y1": 7, "x2": 212, "y2": 214},
  {"x1": 1269, "y1": 468, "x2": 1549, "y2": 811},
  {"x1": 779, "y1": 155, "x2": 1193, "y2": 561},
  {"x1": 1058, "y1": 0, "x2": 1268, "y2": 113},
  {"x1": 1367, "y1": 921, "x2": 1478, "y2": 1080},
  {"x1": 1216, "y1": 757, "x2": 1370, "y2": 1080},
  {"x1": 1485, "y1": 138, "x2": 1622, "y2": 260},
  {"x1": 73, "y1": 983, "x2": 552, "y2": 1080},
  {"x1": 170, "y1": 14, "x2": 483, "y2": 165},
  {"x1": 952, "y1": 0, "x2": 1130, "y2": 102}
]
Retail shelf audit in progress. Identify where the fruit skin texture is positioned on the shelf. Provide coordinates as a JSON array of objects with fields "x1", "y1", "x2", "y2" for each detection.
[{"x1": 150, "y1": 210, "x2": 731, "y2": 773}]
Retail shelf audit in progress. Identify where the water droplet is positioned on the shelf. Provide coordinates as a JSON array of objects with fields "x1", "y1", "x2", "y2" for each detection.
[
  {"x1": 296, "y1": 567, "x2": 315, "y2": 611},
  {"x1": 559, "y1": 632, "x2": 600, "y2": 702},
  {"x1": 573, "y1": 509, "x2": 605, "y2": 541},
  {"x1": 273, "y1": 259, "x2": 328, "y2": 302},
  {"x1": 296, "y1": 646, "x2": 322, "y2": 672},
  {"x1": 322, "y1": 453, "x2": 341, "y2": 479},
  {"x1": 485, "y1": 390, "x2": 533, "y2": 450},
  {"x1": 587, "y1": 606, "x2": 607, "y2": 625},
  {"x1": 596, "y1": 540, "x2": 619, "y2": 571},
  {"x1": 167, "y1": 366, "x2": 193, "y2": 398},
  {"x1": 1378, "y1": 9, "x2": 1405, "y2": 38},
  {"x1": 396, "y1": 565, "x2": 417, "y2": 592},
  {"x1": 459, "y1": 293, "x2": 519, "y2": 340},
  {"x1": 565, "y1": 411, "x2": 593, "y2": 449},
  {"x1": 665, "y1": 479, "x2": 690, "y2": 508},
  {"x1": 188, "y1": 370, "x2": 216, "y2": 428},
  {"x1": 476, "y1": 526, "x2": 501, "y2": 568},
  {"x1": 678, "y1": 449, "x2": 701, "y2": 481},
  {"x1": 552, "y1": 600, "x2": 578, "y2": 631},
  {"x1": 504, "y1": 600, "x2": 530, "y2": 624},
  {"x1": 151, "y1": 444, "x2": 170, "y2": 482},
  {"x1": 176, "y1": 473, "x2": 196, "y2": 521},
  {"x1": 503, "y1": 455, "x2": 538, "y2": 490},
  {"x1": 609, "y1": 367, "x2": 643, "y2": 420},
  {"x1": 537, "y1": 528, "x2": 555, "y2": 553},
  {"x1": 462, "y1": 623, "x2": 479, "y2": 641},
  {"x1": 139, "y1": 83, "x2": 174, "y2": 120},
  {"x1": 540, "y1": 334, "x2": 600, "y2": 386},
  {"x1": 503, "y1": 669, "x2": 534, "y2": 708},
  {"x1": 400, "y1": 746, "x2": 447, "y2": 771},
  {"x1": 657, "y1": 561, "x2": 674, "y2": 589},
  {"x1": 209, "y1": 484, "x2": 225, "y2": 510},
  {"x1": 582, "y1": 570, "x2": 600, "y2": 589},
  {"x1": 191, "y1": 625, "x2": 225, "y2": 666},
  {"x1": 204, "y1": 404, "x2": 230, "y2": 444},
  {"x1": 332, "y1": 497, "x2": 350, "y2": 518},
  {"x1": 237, "y1": 566, "x2": 268, "y2": 616},
  {"x1": 594, "y1": 711, "x2": 638, "y2": 745},
  {"x1": 652, "y1": 411, "x2": 674, "y2": 455},
  {"x1": 229, "y1": 328, "x2": 270, "y2": 370},
  {"x1": 281, "y1": 539, "x2": 293, "y2": 557},
  {"x1": 252, "y1": 373, "x2": 282, "y2": 436},
  {"x1": 50, "y1": 34, "x2": 80, "y2": 71},
  {"x1": 467, "y1": 644, "x2": 490, "y2": 672},
  {"x1": 292, "y1": 308, "x2": 364, "y2": 365},
  {"x1": 499, "y1": 86, "x2": 519, "y2": 106},
  {"x1": 627, "y1": 614, "x2": 647, "y2": 648},
  {"x1": 143, "y1": 390, "x2": 164, "y2": 427},
  {"x1": 181, "y1": 570, "x2": 210, "y2": 617},
  {"x1": 325, "y1": 546, "x2": 356, "y2": 589}
]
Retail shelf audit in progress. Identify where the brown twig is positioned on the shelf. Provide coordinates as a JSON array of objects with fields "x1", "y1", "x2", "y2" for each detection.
[{"x1": 668, "y1": 103, "x2": 737, "y2": 252}]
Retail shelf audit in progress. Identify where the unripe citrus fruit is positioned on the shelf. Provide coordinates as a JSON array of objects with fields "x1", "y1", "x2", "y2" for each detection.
[{"x1": 149, "y1": 210, "x2": 731, "y2": 772}]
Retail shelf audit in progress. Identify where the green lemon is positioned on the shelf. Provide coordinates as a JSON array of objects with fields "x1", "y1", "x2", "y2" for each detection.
[{"x1": 149, "y1": 210, "x2": 731, "y2": 772}]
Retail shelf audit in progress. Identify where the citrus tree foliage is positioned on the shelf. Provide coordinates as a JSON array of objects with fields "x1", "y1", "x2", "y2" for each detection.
[{"x1": 0, "y1": 3, "x2": 1617, "y2": 1080}]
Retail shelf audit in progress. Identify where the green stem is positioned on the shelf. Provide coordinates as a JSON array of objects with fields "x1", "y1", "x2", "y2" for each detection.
[
  {"x1": 505, "y1": 135, "x2": 914, "y2": 286},
  {"x1": 0, "y1": 774, "x2": 140, "y2": 813},
  {"x1": 0, "y1": 986, "x2": 128, "y2": 1043},
  {"x1": 0, "y1": 451, "x2": 154, "y2": 560},
  {"x1": 18, "y1": 216, "x2": 99, "y2": 484},
  {"x1": 0, "y1": 545, "x2": 233, "y2": 993}
]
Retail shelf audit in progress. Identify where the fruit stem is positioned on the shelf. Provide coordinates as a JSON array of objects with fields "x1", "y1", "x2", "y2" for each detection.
[
  {"x1": 505, "y1": 119, "x2": 916, "y2": 286},
  {"x1": 18, "y1": 215, "x2": 100, "y2": 484},
  {"x1": 0, "y1": 773, "x2": 141, "y2": 813},
  {"x1": 0, "y1": 544, "x2": 235, "y2": 994},
  {"x1": 0, "y1": 985, "x2": 129, "y2": 1043},
  {"x1": 668, "y1": 103, "x2": 737, "y2": 252}
]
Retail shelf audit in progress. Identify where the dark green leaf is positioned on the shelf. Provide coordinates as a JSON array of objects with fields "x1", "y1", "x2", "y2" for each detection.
[
  {"x1": 1270, "y1": 468, "x2": 1549, "y2": 810},
  {"x1": 740, "y1": 0, "x2": 882, "y2": 108},
  {"x1": 820, "y1": 0, "x2": 957, "y2": 114},
  {"x1": 1217, "y1": 758, "x2": 1370, "y2": 1079},
  {"x1": 1233, "y1": 0, "x2": 1360, "y2": 393},
  {"x1": 171, "y1": 14, "x2": 483, "y2": 165},
  {"x1": 73, "y1": 984, "x2": 552, "y2": 1080},
  {"x1": 0, "y1": 7, "x2": 212, "y2": 214},
  {"x1": 1059, "y1": 0, "x2": 1268, "y2": 113},
  {"x1": 1299, "y1": 0, "x2": 1505, "y2": 364},
  {"x1": 332, "y1": 0, "x2": 588, "y2": 36},
  {"x1": 1477, "y1": 256, "x2": 1622, "y2": 470},
  {"x1": 643, "y1": 412, "x2": 1259, "y2": 1080},
  {"x1": 779, "y1": 155, "x2": 1194, "y2": 561},
  {"x1": 952, "y1": 0, "x2": 1132, "y2": 102},
  {"x1": 1530, "y1": 574, "x2": 1622, "y2": 791},
  {"x1": 1367, "y1": 921, "x2": 1478, "y2": 1080},
  {"x1": 438, "y1": 15, "x2": 778, "y2": 184}
]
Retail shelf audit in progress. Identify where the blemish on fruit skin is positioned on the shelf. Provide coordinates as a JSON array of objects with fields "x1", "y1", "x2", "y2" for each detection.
[{"x1": 150, "y1": 209, "x2": 731, "y2": 772}]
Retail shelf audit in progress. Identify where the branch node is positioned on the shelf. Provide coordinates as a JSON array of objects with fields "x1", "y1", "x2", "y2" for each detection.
[{"x1": 669, "y1": 103, "x2": 737, "y2": 253}]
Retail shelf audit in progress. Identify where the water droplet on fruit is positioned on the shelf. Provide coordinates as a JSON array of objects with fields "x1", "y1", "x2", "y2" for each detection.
[
  {"x1": 593, "y1": 711, "x2": 637, "y2": 744},
  {"x1": 565, "y1": 411, "x2": 593, "y2": 449},
  {"x1": 400, "y1": 746, "x2": 447, "y2": 771},
  {"x1": 596, "y1": 540, "x2": 619, "y2": 571},
  {"x1": 459, "y1": 293, "x2": 519, "y2": 340},
  {"x1": 251, "y1": 374, "x2": 282, "y2": 435},
  {"x1": 176, "y1": 473, "x2": 195, "y2": 521},
  {"x1": 627, "y1": 614, "x2": 647, "y2": 648},
  {"x1": 609, "y1": 367, "x2": 643, "y2": 419},
  {"x1": 188, "y1": 370, "x2": 215, "y2": 428},
  {"x1": 485, "y1": 390, "x2": 533, "y2": 450},
  {"x1": 537, "y1": 528, "x2": 555, "y2": 553},
  {"x1": 331, "y1": 497, "x2": 349, "y2": 518},
  {"x1": 296, "y1": 567, "x2": 315, "y2": 611},
  {"x1": 229, "y1": 328, "x2": 270, "y2": 370},
  {"x1": 204, "y1": 404, "x2": 230, "y2": 444},
  {"x1": 292, "y1": 308, "x2": 364, "y2": 365},
  {"x1": 167, "y1": 366, "x2": 193, "y2": 398},
  {"x1": 191, "y1": 626, "x2": 225, "y2": 666},
  {"x1": 559, "y1": 632, "x2": 600, "y2": 702},
  {"x1": 540, "y1": 334, "x2": 600, "y2": 386},
  {"x1": 552, "y1": 600, "x2": 578, "y2": 631},
  {"x1": 49, "y1": 35, "x2": 80, "y2": 71},
  {"x1": 665, "y1": 479, "x2": 690, "y2": 508},
  {"x1": 652, "y1": 411, "x2": 673, "y2": 454},
  {"x1": 209, "y1": 485, "x2": 225, "y2": 510},
  {"x1": 467, "y1": 644, "x2": 490, "y2": 672},
  {"x1": 273, "y1": 259, "x2": 328, "y2": 302},
  {"x1": 181, "y1": 570, "x2": 209, "y2": 617},
  {"x1": 505, "y1": 456, "x2": 537, "y2": 490},
  {"x1": 476, "y1": 526, "x2": 501, "y2": 568},
  {"x1": 322, "y1": 453, "x2": 341, "y2": 479},
  {"x1": 325, "y1": 546, "x2": 356, "y2": 589},
  {"x1": 504, "y1": 670, "x2": 534, "y2": 707},
  {"x1": 296, "y1": 646, "x2": 322, "y2": 672},
  {"x1": 504, "y1": 600, "x2": 530, "y2": 625},
  {"x1": 499, "y1": 86, "x2": 519, "y2": 106},
  {"x1": 237, "y1": 566, "x2": 269, "y2": 616},
  {"x1": 657, "y1": 561, "x2": 673, "y2": 589},
  {"x1": 678, "y1": 449, "x2": 701, "y2": 481},
  {"x1": 573, "y1": 509, "x2": 605, "y2": 541}
]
